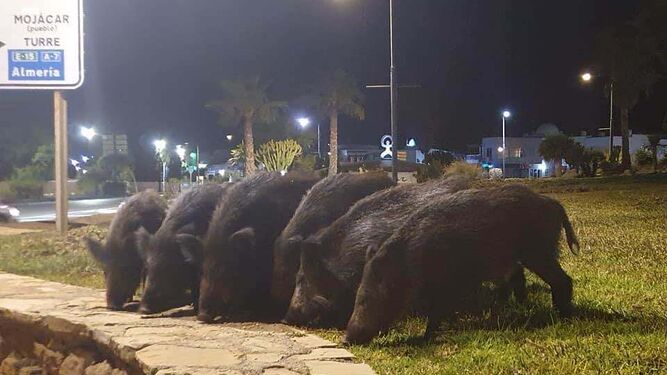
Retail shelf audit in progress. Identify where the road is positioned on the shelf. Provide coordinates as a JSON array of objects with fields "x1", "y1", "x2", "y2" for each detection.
[{"x1": 14, "y1": 197, "x2": 125, "y2": 222}]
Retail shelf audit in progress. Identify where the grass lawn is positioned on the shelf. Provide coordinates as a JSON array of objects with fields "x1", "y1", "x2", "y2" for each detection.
[{"x1": 1, "y1": 174, "x2": 666, "y2": 374}]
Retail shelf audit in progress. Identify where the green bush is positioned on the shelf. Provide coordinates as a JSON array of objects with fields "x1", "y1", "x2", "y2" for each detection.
[
  {"x1": 444, "y1": 161, "x2": 482, "y2": 180},
  {"x1": 416, "y1": 161, "x2": 444, "y2": 183},
  {"x1": 634, "y1": 148, "x2": 654, "y2": 166},
  {"x1": 8, "y1": 179, "x2": 43, "y2": 199},
  {"x1": 599, "y1": 160, "x2": 624, "y2": 176},
  {"x1": 293, "y1": 154, "x2": 317, "y2": 172},
  {"x1": 0, "y1": 182, "x2": 17, "y2": 202}
]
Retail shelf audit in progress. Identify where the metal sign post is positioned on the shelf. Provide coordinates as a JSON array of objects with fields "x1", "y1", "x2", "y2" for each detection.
[
  {"x1": 1, "y1": 0, "x2": 84, "y2": 235},
  {"x1": 54, "y1": 91, "x2": 68, "y2": 234}
]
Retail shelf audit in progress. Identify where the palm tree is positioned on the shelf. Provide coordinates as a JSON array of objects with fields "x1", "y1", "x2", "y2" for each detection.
[
  {"x1": 315, "y1": 70, "x2": 365, "y2": 175},
  {"x1": 596, "y1": 13, "x2": 662, "y2": 170},
  {"x1": 206, "y1": 76, "x2": 287, "y2": 176},
  {"x1": 539, "y1": 134, "x2": 573, "y2": 177}
]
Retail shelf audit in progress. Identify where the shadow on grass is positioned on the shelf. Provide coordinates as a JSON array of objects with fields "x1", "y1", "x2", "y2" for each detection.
[{"x1": 372, "y1": 300, "x2": 666, "y2": 348}]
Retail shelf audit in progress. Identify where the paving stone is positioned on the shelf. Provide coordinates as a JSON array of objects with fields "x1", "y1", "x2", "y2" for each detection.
[
  {"x1": 18, "y1": 366, "x2": 44, "y2": 375},
  {"x1": 293, "y1": 348, "x2": 355, "y2": 361},
  {"x1": 19, "y1": 366, "x2": 46, "y2": 375},
  {"x1": 305, "y1": 360, "x2": 376, "y2": 375},
  {"x1": 0, "y1": 272, "x2": 375, "y2": 375},
  {"x1": 136, "y1": 345, "x2": 240, "y2": 368},
  {"x1": 262, "y1": 367, "x2": 301, "y2": 375}
]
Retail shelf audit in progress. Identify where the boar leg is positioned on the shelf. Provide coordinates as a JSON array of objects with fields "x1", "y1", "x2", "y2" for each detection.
[
  {"x1": 508, "y1": 265, "x2": 527, "y2": 303},
  {"x1": 524, "y1": 259, "x2": 573, "y2": 317}
]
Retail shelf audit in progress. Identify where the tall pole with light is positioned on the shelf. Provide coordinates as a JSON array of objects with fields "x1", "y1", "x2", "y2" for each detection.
[
  {"x1": 581, "y1": 72, "x2": 614, "y2": 160},
  {"x1": 389, "y1": 0, "x2": 398, "y2": 182},
  {"x1": 153, "y1": 139, "x2": 167, "y2": 192},
  {"x1": 297, "y1": 117, "x2": 321, "y2": 159},
  {"x1": 501, "y1": 110, "x2": 511, "y2": 177},
  {"x1": 80, "y1": 126, "x2": 97, "y2": 155}
]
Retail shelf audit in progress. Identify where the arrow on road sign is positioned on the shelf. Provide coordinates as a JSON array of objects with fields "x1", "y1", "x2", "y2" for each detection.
[{"x1": 0, "y1": 41, "x2": 5, "y2": 49}]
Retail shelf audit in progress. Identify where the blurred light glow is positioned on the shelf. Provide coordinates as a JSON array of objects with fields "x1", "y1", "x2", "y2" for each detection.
[
  {"x1": 280, "y1": 170, "x2": 287, "y2": 176},
  {"x1": 175, "y1": 145, "x2": 186, "y2": 161},
  {"x1": 503, "y1": 110, "x2": 511, "y2": 118},
  {"x1": 226, "y1": 134, "x2": 233, "y2": 141},
  {"x1": 198, "y1": 163, "x2": 208, "y2": 169},
  {"x1": 80, "y1": 127, "x2": 97, "y2": 141},
  {"x1": 218, "y1": 169, "x2": 226, "y2": 177},
  {"x1": 297, "y1": 117, "x2": 311, "y2": 128},
  {"x1": 581, "y1": 72, "x2": 592, "y2": 82},
  {"x1": 497, "y1": 147, "x2": 504, "y2": 152},
  {"x1": 81, "y1": 155, "x2": 90, "y2": 163},
  {"x1": 153, "y1": 139, "x2": 167, "y2": 153},
  {"x1": 406, "y1": 138, "x2": 417, "y2": 147}
]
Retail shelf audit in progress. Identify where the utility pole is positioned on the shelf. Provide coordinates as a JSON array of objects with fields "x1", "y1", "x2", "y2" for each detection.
[
  {"x1": 389, "y1": 0, "x2": 397, "y2": 182},
  {"x1": 609, "y1": 81, "x2": 614, "y2": 160},
  {"x1": 54, "y1": 91, "x2": 68, "y2": 235}
]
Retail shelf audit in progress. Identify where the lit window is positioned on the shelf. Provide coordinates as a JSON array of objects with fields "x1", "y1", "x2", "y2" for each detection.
[{"x1": 513, "y1": 148, "x2": 523, "y2": 158}]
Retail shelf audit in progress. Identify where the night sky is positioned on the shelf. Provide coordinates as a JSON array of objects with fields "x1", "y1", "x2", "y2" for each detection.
[{"x1": 1, "y1": 0, "x2": 665, "y2": 175}]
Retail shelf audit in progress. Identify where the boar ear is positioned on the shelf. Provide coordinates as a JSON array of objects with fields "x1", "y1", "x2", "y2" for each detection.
[
  {"x1": 365, "y1": 245, "x2": 379, "y2": 262},
  {"x1": 134, "y1": 227, "x2": 152, "y2": 262},
  {"x1": 230, "y1": 227, "x2": 256, "y2": 253},
  {"x1": 176, "y1": 233, "x2": 203, "y2": 265},
  {"x1": 85, "y1": 237, "x2": 109, "y2": 265}
]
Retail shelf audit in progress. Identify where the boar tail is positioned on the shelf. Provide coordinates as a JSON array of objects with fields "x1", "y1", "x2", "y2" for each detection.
[{"x1": 562, "y1": 211, "x2": 580, "y2": 256}]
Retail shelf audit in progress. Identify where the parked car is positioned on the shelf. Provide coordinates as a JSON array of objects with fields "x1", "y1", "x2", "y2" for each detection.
[{"x1": 0, "y1": 203, "x2": 20, "y2": 222}]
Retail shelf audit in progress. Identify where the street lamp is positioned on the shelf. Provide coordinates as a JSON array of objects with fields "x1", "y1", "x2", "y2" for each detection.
[
  {"x1": 80, "y1": 126, "x2": 97, "y2": 142},
  {"x1": 153, "y1": 139, "x2": 167, "y2": 192},
  {"x1": 297, "y1": 117, "x2": 321, "y2": 158},
  {"x1": 226, "y1": 134, "x2": 233, "y2": 141},
  {"x1": 580, "y1": 71, "x2": 614, "y2": 160},
  {"x1": 334, "y1": 0, "x2": 398, "y2": 181},
  {"x1": 501, "y1": 110, "x2": 511, "y2": 177},
  {"x1": 175, "y1": 144, "x2": 186, "y2": 162}
]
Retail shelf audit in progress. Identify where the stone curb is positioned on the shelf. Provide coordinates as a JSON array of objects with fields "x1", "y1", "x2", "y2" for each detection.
[{"x1": 0, "y1": 272, "x2": 376, "y2": 375}]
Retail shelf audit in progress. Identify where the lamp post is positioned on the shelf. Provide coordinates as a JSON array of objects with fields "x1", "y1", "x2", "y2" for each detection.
[
  {"x1": 501, "y1": 110, "x2": 511, "y2": 177},
  {"x1": 297, "y1": 117, "x2": 321, "y2": 159},
  {"x1": 581, "y1": 72, "x2": 614, "y2": 160},
  {"x1": 153, "y1": 139, "x2": 167, "y2": 192}
]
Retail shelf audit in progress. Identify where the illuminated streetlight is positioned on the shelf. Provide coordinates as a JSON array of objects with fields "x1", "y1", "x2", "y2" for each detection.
[
  {"x1": 175, "y1": 144, "x2": 186, "y2": 161},
  {"x1": 226, "y1": 134, "x2": 233, "y2": 141},
  {"x1": 153, "y1": 139, "x2": 167, "y2": 192},
  {"x1": 80, "y1": 127, "x2": 97, "y2": 142},
  {"x1": 297, "y1": 117, "x2": 311, "y2": 128},
  {"x1": 500, "y1": 110, "x2": 511, "y2": 177},
  {"x1": 296, "y1": 116, "x2": 321, "y2": 158},
  {"x1": 579, "y1": 70, "x2": 614, "y2": 159}
]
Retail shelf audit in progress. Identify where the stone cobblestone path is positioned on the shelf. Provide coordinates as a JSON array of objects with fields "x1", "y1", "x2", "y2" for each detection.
[{"x1": 0, "y1": 272, "x2": 376, "y2": 375}]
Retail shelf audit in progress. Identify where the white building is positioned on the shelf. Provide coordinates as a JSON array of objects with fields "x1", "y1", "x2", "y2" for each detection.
[{"x1": 480, "y1": 123, "x2": 667, "y2": 177}]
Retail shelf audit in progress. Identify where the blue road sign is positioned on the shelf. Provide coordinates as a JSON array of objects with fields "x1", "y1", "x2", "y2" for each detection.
[{"x1": 8, "y1": 49, "x2": 64, "y2": 81}]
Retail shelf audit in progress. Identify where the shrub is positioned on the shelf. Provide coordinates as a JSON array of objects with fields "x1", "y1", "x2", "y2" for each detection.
[
  {"x1": 599, "y1": 160, "x2": 624, "y2": 176},
  {"x1": 292, "y1": 154, "x2": 317, "y2": 172},
  {"x1": 256, "y1": 139, "x2": 303, "y2": 172},
  {"x1": 8, "y1": 179, "x2": 43, "y2": 200},
  {"x1": 416, "y1": 161, "x2": 444, "y2": 183},
  {"x1": 423, "y1": 151, "x2": 455, "y2": 167},
  {"x1": 101, "y1": 182, "x2": 126, "y2": 197},
  {"x1": 0, "y1": 182, "x2": 17, "y2": 202},
  {"x1": 634, "y1": 148, "x2": 654, "y2": 166},
  {"x1": 444, "y1": 161, "x2": 482, "y2": 180}
]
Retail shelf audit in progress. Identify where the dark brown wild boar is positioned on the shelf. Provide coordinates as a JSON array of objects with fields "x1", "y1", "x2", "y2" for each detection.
[
  {"x1": 136, "y1": 183, "x2": 232, "y2": 314},
  {"x1": 345, "y1": 184, "x2": 579, "y2": 344},
  {"x1": 283, "y1": 175, "x2": 473, "y2": 328},
  {"x1": 271, "y1": 171, "x2": 394, "y2": 312},
  {"x1": 85, "y1": 191, "x2": 167, "y2": 310},
  {"x1": 198, "y1": 172, "x2": 319, "y2": 322}
]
